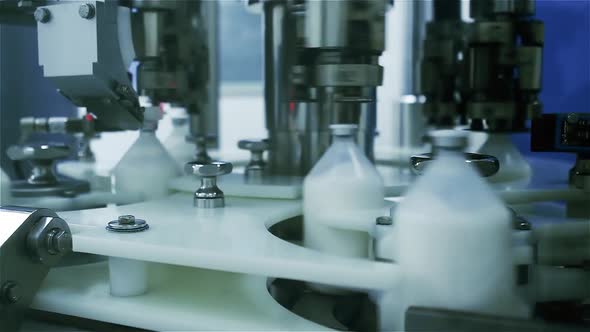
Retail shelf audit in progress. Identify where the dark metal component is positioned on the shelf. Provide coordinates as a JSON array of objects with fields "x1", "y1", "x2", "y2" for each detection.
[
  {"x1": 410, "y1": 152, "x2": 500, "y2": 177},
  {"x1": 1, "y1": 282, "x2": 21, "y2": 304},
  {"x1": 33, "y1": 8, "x2": 50, "y2": 23},
  {"x1": 185, "y1": 161, "x2": 233, "y2": 208},
  {"x1": 376, "y1": 216, "x2": 393, "y2": 226},
  {"x1": 405, "y1": 306, "x2": 588, "y2": 332},
  {"x1": 6, "y1": 143, "x2": 90, "y2": 198},
  {"x1": 531, "y1": 113, "x2": 590, "y2": 152},
  {"x1": 0, "y1": 207, "x2": 72, "y2": 332},
  {"x1": 78, "y1": 3, "x2": 95, "y2": 19},
  {"x1": 106, "y1": 215, "x2": 149, "y2": 233}
]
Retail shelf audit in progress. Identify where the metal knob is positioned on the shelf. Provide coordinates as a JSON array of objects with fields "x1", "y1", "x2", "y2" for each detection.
[
  {"x1": 238, "y1": 139, "x2": 269, "y2": 178},
  {"x1": 6, "y1": 143, "x2": 90, "y2": 197},
  {"x1": 410, "y1": 152, "x2": 500, "y2": 177},
  {"x1": 185, "y1": 161, "x2": 233, "y2": 208}
]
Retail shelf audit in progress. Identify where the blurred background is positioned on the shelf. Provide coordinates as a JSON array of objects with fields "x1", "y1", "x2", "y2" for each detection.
[{"x1": 1, "y1": 0, "x2": 588, "y2": 176}]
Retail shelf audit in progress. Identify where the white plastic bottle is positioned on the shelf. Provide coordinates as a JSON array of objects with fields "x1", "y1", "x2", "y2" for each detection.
[
  {"x1": 113, "y1": 107, "x2": 180, "y2": 200},
  {"x1": 162, "y1": 107, "x2": 194, "y2": 172},
  {"x1": 393, "y1": 130, "x2": 529, "y2": 330},
  {"x1": 303, "y1": 124, "x2": 385, "y2": 280},
  {"x1": 478, "y1": 133, "x2": 531, "y2": 188}
]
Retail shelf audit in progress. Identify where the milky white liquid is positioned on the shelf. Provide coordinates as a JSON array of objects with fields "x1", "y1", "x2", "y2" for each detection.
[
  {"x1": 303, "y1": 138, "x2": 384, "y2": 293},
  {"x1": 393, "y1": 153, "x2": 530, "y2": 330}
]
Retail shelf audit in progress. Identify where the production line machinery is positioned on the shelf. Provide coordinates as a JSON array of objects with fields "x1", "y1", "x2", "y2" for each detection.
[{"x1": 0, "y1": 0, "x2": 589, "y2": 331}]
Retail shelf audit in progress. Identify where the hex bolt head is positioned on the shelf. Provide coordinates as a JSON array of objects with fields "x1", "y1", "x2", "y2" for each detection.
[
  {"x1": 2, "y1": 282, "x2": 21, "y2": 304},
  {"x1": 34, "y1": 8, "x2": 50, "y2": 23},
  {"x1": 118, "y1": 215, "x2": 136, "y2": 225},
  {"x1": 79, "y1": 3, "x2": 95, "y2": 19},
  {"x1": 185, "y1": 161, "x2": 233, "y2": 178},
  {"x1": 376, "y1": 216, "x2": 393, "y2": 226},
  {"x1": 54, "y1": 230, "x2": 72, "y2": 253}
]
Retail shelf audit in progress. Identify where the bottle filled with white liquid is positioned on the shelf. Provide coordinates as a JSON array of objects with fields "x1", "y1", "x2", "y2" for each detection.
[
  {"x1": 304, "y1": 124, "x2": 385, "y2": 268},
  {"x1": 113, "y1": 107, "x2": 180, "y2": 200},
  {"x1": 393, "y1": 129, "x2": 529, "y2": 330}
]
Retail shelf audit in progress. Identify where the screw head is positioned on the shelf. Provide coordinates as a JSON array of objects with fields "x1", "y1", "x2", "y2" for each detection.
[
  {"x1": 54, "y1": 230, "x2": 72, "y2": 253},
  {"x1": 34, "y1": 7, "x2": 50, "y2": 23},
  {"x1": 2, "y1": 282, "x2": 21, "y2": 304},
  {"x1": 107, "y1": 215, "x2": 149, "y2": 233},
  {"x1": 118, "y1": 215, "x2": 136, "y2": 225},
  {"x1": 376, "y1": 216, "x2": 393, "y2": 226},
  {"x1": 79, "y1": 3, "x2": 95, "y2": 19}
]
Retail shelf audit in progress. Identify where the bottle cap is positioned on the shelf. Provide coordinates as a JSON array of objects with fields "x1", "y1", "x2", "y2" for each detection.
[{"x1": 330, "y1": 124, "x2": 358, "y2": 137}]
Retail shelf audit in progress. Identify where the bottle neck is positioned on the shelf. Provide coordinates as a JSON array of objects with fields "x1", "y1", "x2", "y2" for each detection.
[{"x1": 332, "y1": 135, "x2": 355, "y2": 144}]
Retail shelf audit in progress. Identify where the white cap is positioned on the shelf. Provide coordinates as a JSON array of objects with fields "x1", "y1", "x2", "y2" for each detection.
[
  {"x1": 428, "y1": 129, "x2": 468, "y2": 150},
  {"x1": 330, "y1": 124, "x2": 359, "y2": 137}
]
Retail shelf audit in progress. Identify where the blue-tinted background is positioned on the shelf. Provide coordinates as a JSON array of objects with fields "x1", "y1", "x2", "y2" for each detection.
[{"x1": 513, "y1": 0, "x2": 590, "y2": 161}]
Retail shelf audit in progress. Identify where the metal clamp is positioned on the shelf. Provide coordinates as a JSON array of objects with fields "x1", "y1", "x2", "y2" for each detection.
[
  {"x1": 238, "y1": 139, "x2": 269, "y2": 178},
  {"x1": 410, "y1": 152, "x2": 500, "y2": 177},
  {"x1": 6, "y1": 143, "x2": 90, "y2": 197},
  {"x1": 0, "y1": 206, "x2": 72, "y2": 331},
  {"x1": 185, "y1": 161, "x2": 233, "y2": 208}
]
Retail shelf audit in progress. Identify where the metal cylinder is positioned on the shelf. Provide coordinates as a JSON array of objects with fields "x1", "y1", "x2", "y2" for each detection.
[{"x1": 263, "y1": 0, "x2": 385, "y2": 176}]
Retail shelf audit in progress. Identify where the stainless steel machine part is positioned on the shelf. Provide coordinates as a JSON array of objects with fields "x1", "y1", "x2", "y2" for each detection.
[
  {"x1": 132, "y1": 0, "x2": 219, "y2": 148},
  {"x1": 35, "y1": 1, "x2": 142, "y2": 131},
  {"x1": 418, "y1": 0, "x2": 465, "y2": 127},
  {"x1": 410, "y1": 130, "x2": 499, "y2": 177},
  {"x1": 410, "y1": 152, "x2": 500, "y2": 177},
  {"x1": 0, "y1": 206, "x2": 72, "y2": 332},
  {"x1": 6, "y1": 143, "x2": 90, "y2": 197},
  {"x1": 465, "y1": 0, "x2": 544, "y2": 132},
  {"x1": 185, "y1": 161, "x2": 233, "y2": 209},
  {"x1": 238, "y1": 139, "x2": 270, "y2": 179},
  {"x1": 261, "y1": 0, "x2": 388, "y2": 176}
]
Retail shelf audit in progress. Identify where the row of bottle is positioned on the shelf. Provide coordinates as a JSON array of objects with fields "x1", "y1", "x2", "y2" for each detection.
[{"x1": 302, "y1": 125, "x2": 529, "y2": 330}]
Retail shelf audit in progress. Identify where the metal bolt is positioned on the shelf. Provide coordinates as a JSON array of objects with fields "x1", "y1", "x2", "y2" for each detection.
[
  {"x1": 2, "y1": 282, "x2": 21, "y2": 304},
  {"x1": 53, "y1": 230, "x2": 72, "y2": 253},
  {"x1": 118, "y1": 215, "x2": 136, "y2": 225},
  {"x1": 376, "y1": 216, "x2": 393, "y2": 226},
  {"x1": 45, "y1": 228, "x2": 71, "y2": 255},
  {"x1": 106, "y1": 215, "x2": 149, "y2": 233},
  {"x1": 34, "y1": 8, "x2": 50, "y2": 23},
  {"x1": 79, "y1": 3, "x2": 95, "y2": 19}
]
